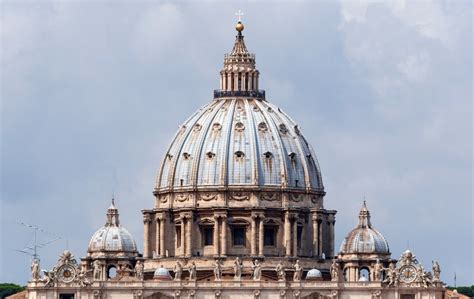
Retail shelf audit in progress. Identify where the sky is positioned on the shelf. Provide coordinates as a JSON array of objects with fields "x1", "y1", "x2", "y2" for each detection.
[{"x1": 1, "y1": 0, "x2": 472, "y2": 286}]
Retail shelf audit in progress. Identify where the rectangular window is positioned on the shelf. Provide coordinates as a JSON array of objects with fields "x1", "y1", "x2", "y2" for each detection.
[
  {"x1": 176, "y1": 226, "x2": 181, "y2": 248},
  {"x1": 264, "y1": 227, "x2": 275, "y2": 246},
  {"x1": 400, "y1": 295, "x2": 415, "y2": 299},
  {"x1": 59, "y1": 295, "x2": 75, "y2": 299},
  {"x1": 233, "y1": 227, "x2": 245, "y2": 246},
  {"x1": 297, "y1": 225, "x2": 303, "y2": 248},
  {"x1": 203, "y1": 227, "x2": 213, "y2": 246}
]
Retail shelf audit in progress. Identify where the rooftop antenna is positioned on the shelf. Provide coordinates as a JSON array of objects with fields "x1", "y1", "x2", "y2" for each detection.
[
  {"x1": 454, "y1": 272, "x2": 457, "y2": 288},
  {"x1": 14, "y1": 222, "x2": 62, "y2": 262}
]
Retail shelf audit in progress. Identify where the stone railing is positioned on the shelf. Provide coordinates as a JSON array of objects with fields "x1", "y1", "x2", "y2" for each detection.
[{"x1": 213, "y1": 89, "x2": 265, "y2": 99}]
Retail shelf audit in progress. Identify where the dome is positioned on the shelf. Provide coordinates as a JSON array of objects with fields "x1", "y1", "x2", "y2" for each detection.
[
  {"x1": 88, "y1": 199, "x2": 138, "y2": 255},
  {"x1": 154, "y1": 24, "x2": 324, "y2": 196},
  {"x1": 154, "y1": 98, "x2": 323, "y2": 193},
  {"x1": 358, "y1": 275, "x2": 369, "y2": 282},
  {"x1": 306, "y1": 268, "x2": 323, "y2": 280},
  {"x1": 340, "y1": 202, "x2": 390, "y2": 254},
  {"x1": 154, "y1": 266, "x2": 171, "y2": 280}
]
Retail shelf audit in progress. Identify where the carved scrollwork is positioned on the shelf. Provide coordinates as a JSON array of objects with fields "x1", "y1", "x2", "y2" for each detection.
[
  {"x1": 311, "y1": 196, "x2": 318, "y2": 204},
  {"x1": 230, "y1": 192, "x2": 249, "y2": 201},
  {"x1": 290, "y1": 194, "x2": 304, "y2": 202},
  {"x1": 261, "y1": 193, "x2": 279, "y2": 201},
  {"x1": 160, "y1": 195, "x2": 169, "y2": 203},
  {"x1": 199, "y1": 193, "x2": 217, "y2": 201},
  {"x1": 176, "y1": 194, "x2": 189, "y2": 202}
]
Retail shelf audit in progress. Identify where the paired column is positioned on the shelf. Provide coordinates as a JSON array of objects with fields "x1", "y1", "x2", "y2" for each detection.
[
  {"x1": 312, "y1": 213, "x2": 318, "y2": 257},
  {"x1": 213, "y1": 215, "x2": 220, "y2": 256},
  {"x1": 328, "y1": 213, "x2": 336, "y2": 258},
  {"x1": 143, "y1": 214, "x2": 151, "y2": 258},
  {"x1": 318, "y1": 215, "x2": 323, "y2": 257},
  {"x1": 159, "y1": 215, "x2": 165, "y2": 257},
  {"x1": 258, "y1": 215, "x2": 264, "y2": 256},
  {"x1": 251, "y1": 214, "x2": 257, "y2": 256},
  {"x1": 185, "y1": 215, "x2": 192, "y2": 257},
  {"x1": 221, "y1": 215, "x2": 227, "y2": 256},
  {"x1": 292, "y1": 218, "x2": 298, "y2": 257},
  {"x1": 284, "y1": 212, "x2": 291, "y2": 257},
  {"x1": 180, "y1": 219, "x2": 185, "y2": 256},
  {"x1": 155, "y1": 216, "x2": 160, "y2": 257}
]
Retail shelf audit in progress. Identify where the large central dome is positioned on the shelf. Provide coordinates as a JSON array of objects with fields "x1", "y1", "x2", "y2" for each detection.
[
  {"x1": 143, "y1": 21, "x2": 335, "y2": 271},
  {"x1": 154, "y1": 97, "x2": 323, "y2": 192}
]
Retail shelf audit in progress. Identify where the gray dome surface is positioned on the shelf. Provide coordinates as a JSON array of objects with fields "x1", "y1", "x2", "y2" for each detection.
[
  {"x1": 155, "y1": 98, "x2": 324, "y2": 193},
  {"x1": 340, "y1": 202, "x2": 390, "y2": 254},
  {"x1": 88, "y1": 226, "x2": 137, "y2": 253},
  {"x1": 88, "y1": 200, "x2": 137, "y2": 254}
]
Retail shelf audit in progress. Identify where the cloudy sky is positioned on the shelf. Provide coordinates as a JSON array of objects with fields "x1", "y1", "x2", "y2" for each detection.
[{"x1": 1, "y1": 1, "x2": 472, "y2": 285}]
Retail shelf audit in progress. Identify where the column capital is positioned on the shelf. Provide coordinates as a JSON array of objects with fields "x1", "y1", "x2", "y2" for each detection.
[{"x1": 143, "y1": 214, "x2": 151, "y2": 224}]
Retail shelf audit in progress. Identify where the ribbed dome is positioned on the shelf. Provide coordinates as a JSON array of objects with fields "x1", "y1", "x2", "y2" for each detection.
[
  {"x1": 154, "y1": 266, "x2": 171, "y2": 280},
  {"x1": 88, "y1": 200, "x2": 138, "y2": 255},
  {"x1": 154, "y1": 98, "x2": 323, "y2": 192},
  {"x1": 340, "y1": 202, "x2": 390, "y2": 254},
  {"x1": 306, "y1": 268, "x2": 323, "y2": 279}
]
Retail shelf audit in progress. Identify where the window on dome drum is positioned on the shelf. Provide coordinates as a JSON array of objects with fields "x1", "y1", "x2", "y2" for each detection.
[
  {"x1": 297, "y1": 225, "x2": 303, "y2": 249},
  {"x1": 176, "y1": 226, "x2": 182, "y2": 248},
  {"x1": 232, "y1": 227, "x2": 246, "y2": 246},
  {"x1": 264, "y1": 227, "x2": 276, "y2": 246},
  {"x1": 107, "y1": 265, "x2": 117, "y2": 279},
  {"x1": 59, "y1": 294, "x2": 75, "y2": 299},
  {"x1": 202, "y1": 227, "x2": 214, "y2": 246}
]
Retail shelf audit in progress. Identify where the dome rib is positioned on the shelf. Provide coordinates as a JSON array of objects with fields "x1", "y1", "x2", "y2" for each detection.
[
  {"x1": 254, "y1": 100, "x2": 288, "y2": 187},
  {"x1": 191, "y1": 100, "x2": 227, "y2": 189},
  {"x1": 244, "y1": 99, "x2": 259, "y2": 185}
]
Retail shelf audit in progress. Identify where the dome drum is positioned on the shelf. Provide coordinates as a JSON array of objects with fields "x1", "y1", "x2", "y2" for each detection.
[{"x1": 154, "y1": 191, "x2": 325, "y2": 210}]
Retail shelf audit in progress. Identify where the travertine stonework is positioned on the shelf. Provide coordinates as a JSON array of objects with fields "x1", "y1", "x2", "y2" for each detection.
[{"x1": 26, "y1": 20, "x2": 446, "y2": 299}]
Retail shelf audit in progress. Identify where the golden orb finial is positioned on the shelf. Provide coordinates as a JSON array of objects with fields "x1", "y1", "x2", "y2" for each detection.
[{"x1": 236, "y1": 21, "x2": 244, "y2": 32}]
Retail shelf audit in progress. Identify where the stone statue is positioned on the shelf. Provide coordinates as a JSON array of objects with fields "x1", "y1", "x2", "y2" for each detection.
[
  {"x1": 93, "y1": 260, "x2": 102, "y2": 281},
  {"x1": 251, "y1": 259, "x2": 262, "y2": 281},
  {"x1": 174, "y1": 261, "x2": 183, "y2": 281},
  {"x1": 432, "y1": 261, "x2": 441, "y2": 282},
  {"x1": 31, "y1": 259, "x2": 40, "y2": 281},
  {"x1": 77, "y1": 265, "x2": 92, "y2": 287},
  {"x1": 233, "y1": 257, "x2": 243, "y2": 280},
  {"x1": 134, "y1": 260, "x2": 144, "y2": 280},
  {"x1": 41, "y1": 269, "x2": 56, "y2": 287},
  {"x1": 373, "y1": 259, "x2": 383, "y2": 281},
  {"x1": 275, "y1": 261, "x2": 285, "y2": 281},
  {"x1": 417, "y1": 265, "x2": 431, "y2": 288},
  {"x1": 330, "y1": 259, "x2": 339, "y2": 282},
  {"x1": 293, "y1": 259, "x2": 302, "y2": 282},
  {"x1": 213, "y1": 259, "x2": 222, "y2": 281},
  {"x1": 188, "y1": 262, "x2": 197, "y2": 281},
  {"x1": 382, "y1": 262, "x2": 398, "y2": 287}
]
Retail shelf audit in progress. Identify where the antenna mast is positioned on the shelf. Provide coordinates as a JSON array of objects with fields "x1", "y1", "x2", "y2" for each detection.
[{"x1": 14, "y1": 222, "x2": 62, "y2": 261}]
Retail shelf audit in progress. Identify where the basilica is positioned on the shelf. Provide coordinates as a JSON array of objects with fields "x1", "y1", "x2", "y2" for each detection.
[{"x1": 25, "y1": 20, "x2": 451, "y2": 299}]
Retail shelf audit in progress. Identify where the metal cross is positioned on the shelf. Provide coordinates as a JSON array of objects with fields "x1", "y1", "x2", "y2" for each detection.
[{"x1": 236, "y1": 10, "x2": 244, "y2": 22}]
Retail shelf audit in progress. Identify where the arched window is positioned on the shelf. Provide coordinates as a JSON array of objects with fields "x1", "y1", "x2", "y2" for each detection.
[
  {"x1": 359, "y1": 268, "x2": 370, "y2": 282},
  {"x1": 107, "y1": 265, "x2": 117, "y2": 279}
]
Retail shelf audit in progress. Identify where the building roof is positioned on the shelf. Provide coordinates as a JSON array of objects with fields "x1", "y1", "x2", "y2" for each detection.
[
  {"x1": 87, "y1": 199, "x2": 137, "y2": 255},
  {"x1": 340, "y1": 201, "x2": 390, "y2": 254}
]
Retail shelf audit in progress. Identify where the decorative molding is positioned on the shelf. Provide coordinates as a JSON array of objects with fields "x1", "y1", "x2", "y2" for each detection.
[
  {"x1": 290, "y1": 194, "x2": 304, "y2": 202},
  {"x1": 230, "y1": 192, "x2": 250, "y2": 201},
  {"x1": 199, "y1": 193, "x2": 217, "y2": 201},
  {"x1": 176, "y1": 194, "x2": 189, "y2": 202},
  {"x1": 261, "y1": 193, "x2": 279, "y2": 201}
]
